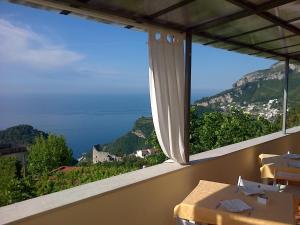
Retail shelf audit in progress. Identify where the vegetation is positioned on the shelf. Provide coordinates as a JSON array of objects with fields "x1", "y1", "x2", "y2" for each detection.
[
  {"x1": 287, "y1": 106, "x2": 300, "y2": 128},
  {"x1": 147, "y1": 108, "x2": 280, "y2": 155},
  {"x1": 0, "y1": 108, "x2": 297, "y2": 207},
  {"x1": 28, "y1": 134, "x2": 72, "y2": 176},
  {"x1": 189, "y1": 108, "x2": 280, "y2": 154},
  {"x1": 0, "y1": 154, "x2": 166, "y2": 206},
  {"x1": 101, "y1": 117, "x2": 154, "y2": 156},
  {"x1": 0, "y1": 125, "x2": 47, "y2": 145},
  {"x1": 0, "y1": 157, "x2": 32, "y2": 206},
  {"x1": 34, "y1": 154, "x2": 166, "y2": 196}
]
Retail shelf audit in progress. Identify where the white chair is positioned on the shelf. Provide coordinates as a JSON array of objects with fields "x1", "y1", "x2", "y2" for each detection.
[
  {"x1": 237, "y1": 176, "x2": 279, "y2": 193},
  {"x1": 176, "y1": 218, "x2": 199, "y2": 225}
]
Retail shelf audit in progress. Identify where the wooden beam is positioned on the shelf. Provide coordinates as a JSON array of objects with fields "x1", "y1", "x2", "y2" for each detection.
[{"x1": 147, "y1": 0, "x2": 196, "y2": 19}]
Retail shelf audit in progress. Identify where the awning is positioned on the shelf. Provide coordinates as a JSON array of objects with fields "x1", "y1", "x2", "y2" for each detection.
[{"x1": 8, "y1": 0, "x2": 300, "y2": 63}]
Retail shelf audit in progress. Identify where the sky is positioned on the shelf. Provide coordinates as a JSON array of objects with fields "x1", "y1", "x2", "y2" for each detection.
[{"x1": 0, "y1": 1, "x2": 277, "y2": 95}]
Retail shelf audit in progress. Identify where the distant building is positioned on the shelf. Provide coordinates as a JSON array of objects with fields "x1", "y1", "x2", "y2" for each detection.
[
  {"x1": 92, "y1": 145, "x2": 121, "y2": 164},
  {"x1": 135, "y1": 149, "x2": 156, "y2": 159},
  {"x1": 0, "y1": 144, "x2": 27, "y2": 165}
]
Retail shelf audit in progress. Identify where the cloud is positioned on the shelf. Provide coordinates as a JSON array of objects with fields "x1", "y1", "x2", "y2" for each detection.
[{"x1": 0, "y1": 19, "x2": 83, "y2": 70}]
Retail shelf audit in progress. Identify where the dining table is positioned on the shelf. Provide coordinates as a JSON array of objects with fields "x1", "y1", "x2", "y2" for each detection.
[{"x1": 174, "y1": 180, "x2": 295, "y2": 225}]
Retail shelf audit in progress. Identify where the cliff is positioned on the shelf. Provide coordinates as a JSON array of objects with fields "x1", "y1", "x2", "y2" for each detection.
[{"x1": 195, "y1": 62, "x2": 300, "y2": 110}]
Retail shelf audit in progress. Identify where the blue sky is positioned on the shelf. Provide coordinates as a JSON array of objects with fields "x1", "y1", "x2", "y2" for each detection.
[{"x1": 0, "y1": 1, "x2": 276, "y2": 95}]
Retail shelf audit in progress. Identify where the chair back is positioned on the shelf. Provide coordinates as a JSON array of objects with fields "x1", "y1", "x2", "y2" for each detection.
[{"x1": 237, "y1": 176, "x2": 279, "y2": 192}]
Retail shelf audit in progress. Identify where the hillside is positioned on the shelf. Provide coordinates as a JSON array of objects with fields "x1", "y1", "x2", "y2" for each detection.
[
  {"x1": 195, "y1": 62, "x2": 300, "y2": 120},
  {"x1": 99, "y1": 117, "x2": 154, "y2": 156},
  {"x1": 0, "y1": 125, "x2": 48, "y2": 146}
]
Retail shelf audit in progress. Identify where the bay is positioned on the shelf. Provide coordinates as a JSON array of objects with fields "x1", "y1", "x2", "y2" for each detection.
[{"x1": 0, "y1": 91, "x2": 214, "y2": 158}]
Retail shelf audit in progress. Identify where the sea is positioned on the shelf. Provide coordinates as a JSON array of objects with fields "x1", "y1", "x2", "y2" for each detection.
[{"x1": 0, "y1": 91, "x2": 215, "y2": 158}]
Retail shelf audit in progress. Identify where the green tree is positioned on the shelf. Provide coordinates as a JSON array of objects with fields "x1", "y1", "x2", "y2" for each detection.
[
  {"x1": 0, "y1": 157, "x2": 22, "y2": 206},
  {"x1": 190, "y1": 109, "x2": 279, "y2": 154},
  {"x1": 28, "y1": 134, "x2": 72, "y2": 176},
  {"x1": 147, "y1": 107, "x2": 280, "y2": 155},
  {"x1": 146, "y1": 131, "x2": 161, "y2": 151}
]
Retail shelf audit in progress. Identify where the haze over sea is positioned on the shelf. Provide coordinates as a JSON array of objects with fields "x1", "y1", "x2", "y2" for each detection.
[{"x1": 0, "y1": 91, "x2": 215, "y2": 158}]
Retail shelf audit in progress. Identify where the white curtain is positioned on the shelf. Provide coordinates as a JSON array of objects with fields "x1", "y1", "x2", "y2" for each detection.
[{"x1": 148, "y1": 29, "x2": 188, "y2": 164}]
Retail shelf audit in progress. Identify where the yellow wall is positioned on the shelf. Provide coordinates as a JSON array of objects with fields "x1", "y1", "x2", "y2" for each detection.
[{"x1": 9, "y1": 131, "x2": 300, "y2": 225}]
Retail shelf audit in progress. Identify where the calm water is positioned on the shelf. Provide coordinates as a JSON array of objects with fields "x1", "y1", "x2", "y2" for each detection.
[{"x1": 0, "y1": 92, "x2": 212, "y2": 158}]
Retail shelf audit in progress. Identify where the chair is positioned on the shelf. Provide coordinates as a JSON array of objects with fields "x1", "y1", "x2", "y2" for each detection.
[
  {"x1": 275, "y1": 168, "x2": 300, "y2": 184},
  {"x1": 237, "y1": 176, "x2": 279, "y2": 192}
]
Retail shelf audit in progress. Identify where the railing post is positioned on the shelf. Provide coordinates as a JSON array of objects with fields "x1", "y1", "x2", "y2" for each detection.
[
  {"x1": 282, "y1": 58, "x2": 289, "y2": 134},
  {"x1": 184, "y1": 32, "x2": 192, "y2": 163}
]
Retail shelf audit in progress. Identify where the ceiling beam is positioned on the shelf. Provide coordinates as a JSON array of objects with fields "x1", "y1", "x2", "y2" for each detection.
[
  {"x1": 194, "y1": 30, "x2": 300, "y2": 61},
  {"x1": 188, "y1": 0, "x2": 295, "y2": 32},
  {"x1": 287, "y1": 50, "x2": 300, "y2": 56},
  {"x1": 226, "y1": 0, "x2": 300, "y2": 36},
  {"x1": 146, "y1": 0, "x2": 196, "y2": 19},
  {"x1": 124, "y1": 0, "x2": 196, "y2": 29}
]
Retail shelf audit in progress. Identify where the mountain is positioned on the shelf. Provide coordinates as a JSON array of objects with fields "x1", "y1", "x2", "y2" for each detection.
[
  {"x1": 0, "y1": 125, "x2": 48, "y2": 146},
  {"x1": 98, "y1": 117, "x2": 154, "y2": 156},
  {"x1": 195, "y1": 62, "x2": 300, "y2": 120}
]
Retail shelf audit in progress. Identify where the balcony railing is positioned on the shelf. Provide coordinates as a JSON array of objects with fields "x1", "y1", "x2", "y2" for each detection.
[{"x1": 1, "y1": 126, "x2": 300, "y2": 225}]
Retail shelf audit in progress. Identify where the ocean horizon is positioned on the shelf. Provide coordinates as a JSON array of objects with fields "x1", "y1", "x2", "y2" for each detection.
[{"x1": 0, "y1": 91, "x2": 217, "y2": 158}]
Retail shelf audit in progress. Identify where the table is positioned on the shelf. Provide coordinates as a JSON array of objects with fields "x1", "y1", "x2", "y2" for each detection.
[
  {"x1": 174, "y1": 180, "x2": 295, "y2": 225},
  {"x1": 259, "y1": 154, "x2": 300, "y2": 180}
]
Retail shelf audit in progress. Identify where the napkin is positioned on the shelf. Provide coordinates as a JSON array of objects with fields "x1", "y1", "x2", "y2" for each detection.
[
  {"x1": 286, "y1": 154, "x2": 300, "y2": 159},
  {"x1": 218, "y1": 199, "x2": 253, "y2": 213},
  {"x1": 239, "y1": 186, "x2": 265, "y2": 196},
  {"x1": 288, "y1": 160, "x2": 300, "y2": 168}
]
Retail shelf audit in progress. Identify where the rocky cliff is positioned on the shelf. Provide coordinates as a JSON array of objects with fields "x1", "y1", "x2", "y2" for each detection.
[{"x1": 195, "y1": 62, "x2": 300, "y2": 120}]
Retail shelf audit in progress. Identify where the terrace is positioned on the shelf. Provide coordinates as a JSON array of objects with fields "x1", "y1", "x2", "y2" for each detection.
[{"x1": 1, "y1": 0, "x2": 300, "y2": 224}]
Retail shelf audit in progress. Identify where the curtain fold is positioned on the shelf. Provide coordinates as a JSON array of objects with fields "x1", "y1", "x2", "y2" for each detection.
[{"x1": 148, "y1": 29, "x2": 188, "y2": 164}]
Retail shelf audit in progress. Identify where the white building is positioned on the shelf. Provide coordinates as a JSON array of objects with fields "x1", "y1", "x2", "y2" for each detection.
[{"x1": 135, "y1": 149, "x2": 156, "y2": 159}]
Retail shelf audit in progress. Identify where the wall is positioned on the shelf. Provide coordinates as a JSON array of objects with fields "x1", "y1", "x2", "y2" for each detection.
[{"x1": 2, "y1": 127, "x2": 300, "y2": 225}]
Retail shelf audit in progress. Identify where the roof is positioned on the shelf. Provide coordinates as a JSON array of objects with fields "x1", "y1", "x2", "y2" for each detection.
[
  {"x1": 8, "y1": 0, "x2": 300, "y2": 63},
  {"x1": 50, "y1": 166, "x2": 80, "y2": 173}
]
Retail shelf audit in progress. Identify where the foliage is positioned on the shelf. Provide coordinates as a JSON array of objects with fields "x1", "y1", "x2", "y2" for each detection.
[
  {"x1": 146, "y1": 131, "x2": 161, "y2": 151},
  {"x1": 0, "y1": 157, "x2": 26, "y2": 206},
  {"x1": 102, "y1": 117, "x2": 154, "y2": 156},
  {"x1": 27, "y1": 134, "x2": 72, "y2": 176},
  {"x1": 190, "y1": 108, "x2": 280, "y2": 154},
  {"x1": 146, "y1": 108, "x2": 279, "y2": 155},
  {"x1": 287, "y1": 106, "x2": 300, "y2": 128},
  {"x1": 0, "y1": 125, "x2": 47, "y2": 145},
  {"x1": 22, "y1": 154, "x2": 165, "y2": 197},
  {"x1": 133, "y1": 117, "x2": 154, "y2": 137}
]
